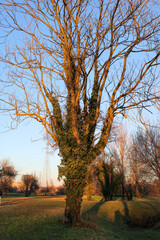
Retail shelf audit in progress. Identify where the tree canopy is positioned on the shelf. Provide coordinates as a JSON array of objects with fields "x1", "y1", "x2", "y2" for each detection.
[{"x1": 0, "y1": 0, "x2": 160, "y2": 225}]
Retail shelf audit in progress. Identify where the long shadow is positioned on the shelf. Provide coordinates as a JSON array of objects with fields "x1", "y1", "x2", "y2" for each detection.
[
  {"x1": 140, "y1": 200, "x2": 158, "y2": 213},
  {"x1": 82, "y1": 200, "x2": 106, "y2": 225},
  {"x1": 122, "y1": 201, "x2": 130, "y2": 223},
  {"x1": 0, "y1": 202, "x2": 18, "y2": 206},
  {"x1": 85, "y1": 200, "x2": 105, "y2": 215},
  {"x1": 114, "y1": 201, "x2": 130, "y2": 225}
]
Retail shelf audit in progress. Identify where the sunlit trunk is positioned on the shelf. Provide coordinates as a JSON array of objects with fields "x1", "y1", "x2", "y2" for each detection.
[
  {"x1": 63, "y1": 158, "x2": 88, "y2": 226},
  {"x1": 64, "y1": 177, "x2": 86, "y2": 226},
  {"x1": 136, "y1": 182, "x2": 141, "y2": 199}
]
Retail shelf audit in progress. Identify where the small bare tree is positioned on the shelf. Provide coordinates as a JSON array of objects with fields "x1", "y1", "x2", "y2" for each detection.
[
  {"x1": 110, "y1": 126, "x2": 128, "y2": 200},
  {"x1": 0, "y1": 159, "x2": 17, "y2": 196},
  {"x1": 0, "y1": 0, "x2": 160, "y2": 225},
  {"x1": 132, "y1": 127, "x2": 160, "y2": 193},
  {"x1": 22, "y1": 174, "x2": 39, "y2": 197},
  {"x1": 128, "y1": 138, "x2": 148, "y2": 198}
]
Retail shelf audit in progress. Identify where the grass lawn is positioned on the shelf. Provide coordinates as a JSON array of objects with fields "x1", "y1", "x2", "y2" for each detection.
[{"x1": 0, "y1": 195, "x2": 160, "y2": 240}]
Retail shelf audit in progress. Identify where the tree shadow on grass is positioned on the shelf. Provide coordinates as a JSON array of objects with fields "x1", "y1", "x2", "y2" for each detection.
[
  {"x1": 81, "y1": 200, "x2": 106, "y2": 228},
  {"x1": 140, "y1": 200, "x2": 158, "y2": 213},
  {"x1": 83, "y1": 200, "x2": 105, "y2": 215},
  {"x1": 114, "y1": 201, "x2": 130, "y2": 225},
  {"x1": 81, "y1": 201, "x2": 123, "y2": 239},
  {"x1": 82, "y1": 200, "x2": 130, "y2": 226},
  {"x1": 0, "y1": 202, "x2": 18, "y2": 206}
]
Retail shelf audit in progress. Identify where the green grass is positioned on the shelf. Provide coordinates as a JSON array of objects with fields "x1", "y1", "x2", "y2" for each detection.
[
  {"x1": 0, "y1": 195, "x2": 160, "y2": 240},
  {"x1": 2, "y1": 193, "x2": 29, "y2": 198}
]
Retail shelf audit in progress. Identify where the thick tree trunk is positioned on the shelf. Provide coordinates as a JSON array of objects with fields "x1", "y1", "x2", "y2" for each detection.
[
  {"x1": 61, "y1": 157, "x2": 88, "y2": 226},
  {"x1": 64, "y1": 197, "x2": 81, "y2": 226},
  {"x1": 63, "y1": 177, "x2": 86, "y2": 226}
]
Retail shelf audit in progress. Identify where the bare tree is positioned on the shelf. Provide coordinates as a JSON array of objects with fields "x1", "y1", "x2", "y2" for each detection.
[
  {"x1": 0, "y1": 159, "x2": 17, "y2": 196},
  {"x1": 0, "y1": 0, "x2": 160, "y2": 225},
  {"x1": 110, "y1": 126, "x2": 128, "y2": 200},
  {"x1": 132, "y1": 127, "x2": 160, "y2": 193},
  {"x1": 128, "y1": 138, "x2": 148, "y2": 198},
  {"x1": 22, "y1": 174, "x2": 39, "y2": 197}
]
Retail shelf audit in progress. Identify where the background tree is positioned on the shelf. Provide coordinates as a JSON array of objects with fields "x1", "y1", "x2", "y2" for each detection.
[
  {"x1": 0, "y1": 0, "x2": 160, "y2": 225},
  {"x1": 0, "y1": 159, "x2": 17, "y2": 196},
  {"x1": 94, "y1": 153, "x2": 122, "y2": 201},
  {"x1": 56, "y1": 185, "x2": 66, "y2": 195},
  {"x1": 95, "y1": 154, "x2": 114, "y2": 201},
  {"x1": 22, "y1": 174, "x2": 39, "y2": 197},
  {"x1": 131, "y1": 126, "x2": 160, "y2": 195},
  {"x1": 110, "y1": 126, "x2": 128, "y2": 200},
  {"x1": 128, "y1": 139, "x2": 147, "y2": 198}
]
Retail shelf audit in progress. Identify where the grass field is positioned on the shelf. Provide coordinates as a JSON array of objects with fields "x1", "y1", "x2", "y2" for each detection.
[{"x1": 0, "y1": 195, "x2": 160, "y2": 240}]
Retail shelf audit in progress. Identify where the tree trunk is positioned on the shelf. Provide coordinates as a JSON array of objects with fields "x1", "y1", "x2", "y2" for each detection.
[
  {"x1": 0, "y1": 189, "x2": 3, "y2": 196},
  {"x1": 61, "y1": 157, "x2": 88, "y2": 226},
  {"x1": 122, "y1": 184, "x2": 125, "y2": 201},
  {"x1": 25, "y1": 187, "x2": 29, "y2": 197},
  {"x1": 136, "y1": 182, "x2": 141, "y2": 199},
  {"x1": 124, "y1": 184, "x2": 133, "y2": 201},
  {"x1": 63, "y1": 177, "x2": 86, "y2": 226}
]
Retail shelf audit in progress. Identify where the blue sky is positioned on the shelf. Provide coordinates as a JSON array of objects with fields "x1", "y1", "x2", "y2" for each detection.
[{"x1": 0, "y1": 113, "x2": 62, "y2": 186}]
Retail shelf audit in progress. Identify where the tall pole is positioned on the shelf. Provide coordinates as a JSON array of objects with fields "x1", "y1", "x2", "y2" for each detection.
[
  {"x1": 0, "y1": 165, "x2": 2, "y2": 205},
  {"x1": 45, "y1": 141, "x2": 49, "y2": 188},
  {"x1": 45, "y1": 137, "x2": 51, "y2": 189}
]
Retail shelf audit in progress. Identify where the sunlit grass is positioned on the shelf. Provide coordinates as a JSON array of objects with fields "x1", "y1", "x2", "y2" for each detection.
[{"x1": 0, "y1": 196, "x2": 160, "y2": 240}]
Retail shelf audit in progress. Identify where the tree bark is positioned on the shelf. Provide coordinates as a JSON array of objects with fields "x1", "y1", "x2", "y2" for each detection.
[
  {"x1": 61, "y1": 157, "x2": 88, "y2": 226},
  {"x1": 63, "y1": 177, "x2": 86, "y2": 226}
]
